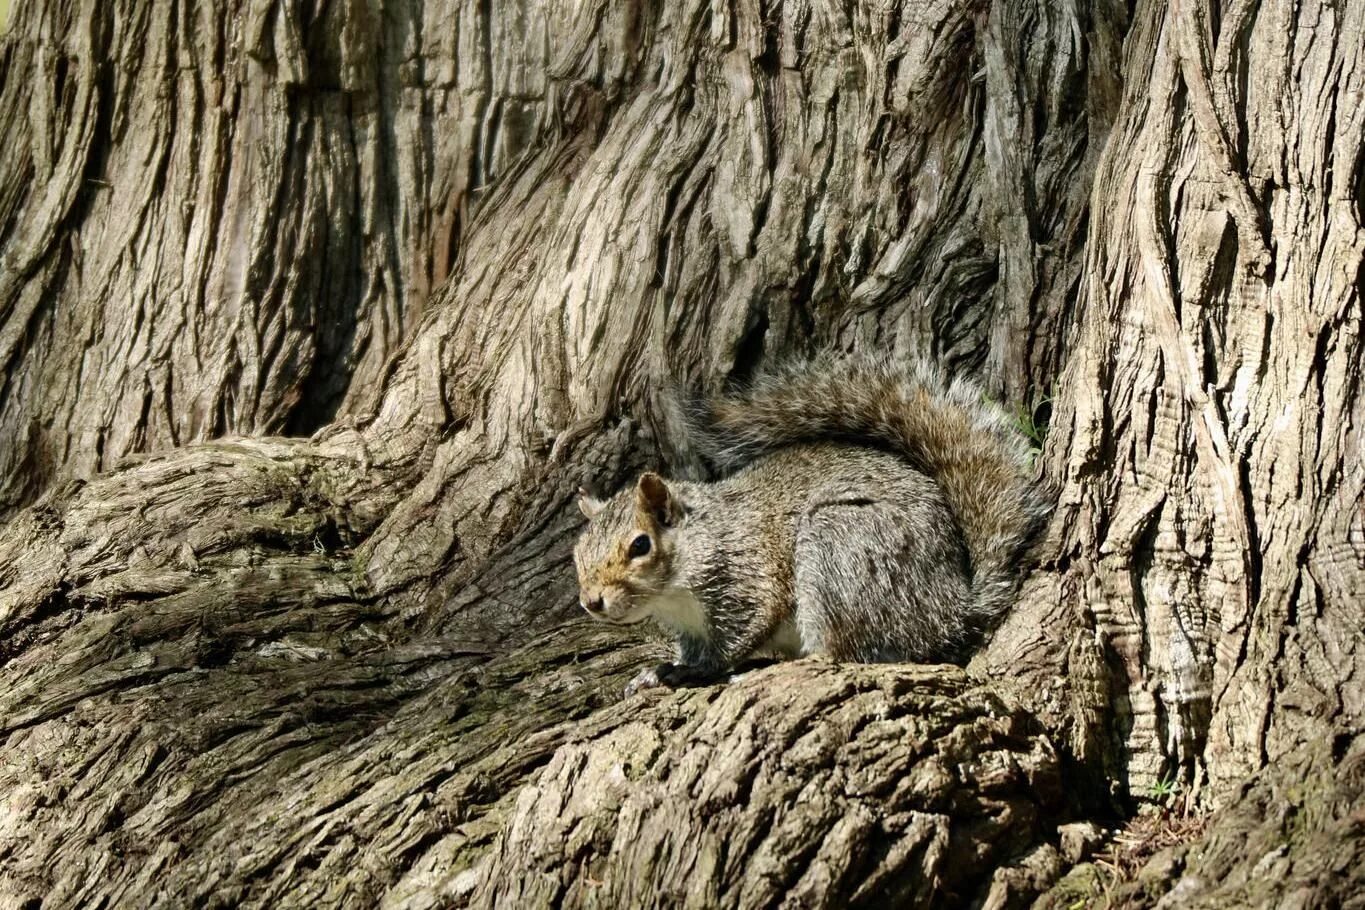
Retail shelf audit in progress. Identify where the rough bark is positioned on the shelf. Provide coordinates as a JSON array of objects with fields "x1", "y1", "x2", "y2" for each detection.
[
  {"x1": 980, "y1": 0, "x2": 1365, "y2": 806},
  {"x1": 0, "y1": 0, "x2": 1361, "y2": 906},
  {"x1": 461, "y1": 662, "x2": 1061, "y2": 910},
  {"x1": 1037, "y1": 732, "x2": 1365, "y2": 909},
  {"x1": 0, "y1": 0, "x2": 524, "y2": 515}
]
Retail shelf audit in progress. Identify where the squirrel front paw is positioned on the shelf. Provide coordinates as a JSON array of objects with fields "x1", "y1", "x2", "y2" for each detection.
[
  {"x1": 624, "y1": 661, "x2": 729, "y2": 696},
  {"x1": 624, "y1": 663, "x2": 675, "y2": 697}
]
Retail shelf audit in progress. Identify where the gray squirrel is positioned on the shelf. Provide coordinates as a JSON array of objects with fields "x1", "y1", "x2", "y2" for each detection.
[{"x1": 573, "y1": 355, "x2": 1047, "y2": 695}]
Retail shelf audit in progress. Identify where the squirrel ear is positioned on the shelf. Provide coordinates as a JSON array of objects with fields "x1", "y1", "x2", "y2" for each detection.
[
  {"x1": 577, "y1": 486, "x2": 606, "y2": 519},
  {"x1": 635, "y1": 472, "x2": 682, "y2": 527}
]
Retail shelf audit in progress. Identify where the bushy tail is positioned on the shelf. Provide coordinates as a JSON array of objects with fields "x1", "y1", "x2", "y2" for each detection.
[{"x1": 685, "y1": 354, "x2": 1048, "y2": 623}]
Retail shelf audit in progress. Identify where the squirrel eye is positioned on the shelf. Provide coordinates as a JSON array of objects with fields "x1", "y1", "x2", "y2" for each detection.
[{"x1": 627, "y1": 534, "x2": 652, "y2": 559}]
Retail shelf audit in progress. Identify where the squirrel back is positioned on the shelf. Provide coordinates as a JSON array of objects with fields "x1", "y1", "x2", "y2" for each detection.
[{"x1": 677, "y1": 354, "x2": 1047, "y2": 625}]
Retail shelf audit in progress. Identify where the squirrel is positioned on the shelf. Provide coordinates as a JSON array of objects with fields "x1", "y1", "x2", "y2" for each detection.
[{"x1": 573, "y1": 354, "x2": 1047, "y2": 696}]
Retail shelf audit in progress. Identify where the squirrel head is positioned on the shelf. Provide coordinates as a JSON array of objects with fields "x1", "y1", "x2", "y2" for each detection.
[{"x1": 572, "y1": 472, "x2": 685, "y2": 624}]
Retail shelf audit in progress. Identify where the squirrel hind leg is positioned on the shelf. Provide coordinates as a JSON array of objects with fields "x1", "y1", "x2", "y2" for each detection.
[{"x1": 793, "y1": 497, "x2": 975, "y2": 664}]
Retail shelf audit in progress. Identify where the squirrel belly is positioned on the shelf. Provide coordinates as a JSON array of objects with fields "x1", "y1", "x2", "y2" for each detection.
[
  {"x1": 572, "y1": 355, "x2": 1046, "y2": 693},
  {"x1": 641, "y1": 581, "x2": 803, "y2": 660}
]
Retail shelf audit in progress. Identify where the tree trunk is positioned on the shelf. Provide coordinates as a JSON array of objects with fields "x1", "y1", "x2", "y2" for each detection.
[
  {"x1": 979, "y1": 0, "x2": 1365, "y2": 801},
  {"x1": 0, "y1": 0, "x2": 1361, "y2": 907}
]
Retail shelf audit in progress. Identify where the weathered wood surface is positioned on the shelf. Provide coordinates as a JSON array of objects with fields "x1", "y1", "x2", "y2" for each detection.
[
  {"x1": 982, "y1": 0, "x2": 1365, "y2": 805},
  {"x1": 0, "y1": 0, "x2": 1106, "y2": 520},
  {"x1": 1038, "y1": 732, "x2": 1365, "y2": 909},
  {"x1": 462, "y1": 662, "x2": 1061, "y2": 910},
  {"x1": 0, "y1": 0, "x2": 1361, "y2": 905}
]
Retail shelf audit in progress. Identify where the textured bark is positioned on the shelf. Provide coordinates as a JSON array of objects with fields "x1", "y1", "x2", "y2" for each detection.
[
  {"x1": 0, "y1": 0, "x2": 1361, "y2": 906},
  {"x1": 1037, "y1": 733, "x2": 1365, "y2": 909},
  {"x1": 0, "y1": 0, "x2": 521, "y2": 515},
  {"x1": 980, "y1": 0, "x2": 1365, "y2": 807},
  {"x1": 462, "y1": 662, "x2": 1061, "y2": 910}
]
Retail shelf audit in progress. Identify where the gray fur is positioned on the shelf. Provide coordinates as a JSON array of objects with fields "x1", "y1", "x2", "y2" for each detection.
[{"x1": 574, "y1": 356, "x2": 1048, "y2": 690}]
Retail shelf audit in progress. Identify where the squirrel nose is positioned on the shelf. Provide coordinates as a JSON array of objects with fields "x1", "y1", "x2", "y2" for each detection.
[{"x1": 582, "y1": 595, "x2": 604, "y2": 615}]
